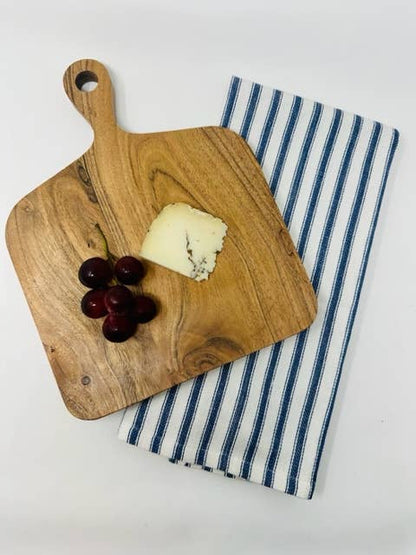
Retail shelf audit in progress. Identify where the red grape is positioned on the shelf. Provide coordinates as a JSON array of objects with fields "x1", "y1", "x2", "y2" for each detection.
[
  {"x1": 81, "y1": 289, "x2": 108, "y2": 318},
  {"x1": 102, "y1": 313, "x2": 136, "y2": 343},
  {"x1": 79, "y1": 257, "x2": 112, "y2": 288},
  {"x1": 104, "y1": 285, "x2": 134, "y2": 313},
  {"x1": 131, "y1": 295, "x2": 157, "y2": 323},
  {"x1": 114, "y1": 256, "x2": 145, "y2": 285}
]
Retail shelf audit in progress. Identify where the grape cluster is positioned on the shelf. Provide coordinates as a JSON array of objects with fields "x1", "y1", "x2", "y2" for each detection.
[{"x1": 78, "y1": 256, "x2": 157, "y2": 343}]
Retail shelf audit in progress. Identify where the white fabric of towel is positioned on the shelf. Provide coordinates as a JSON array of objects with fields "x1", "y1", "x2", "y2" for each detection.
[{"x1": 119, "y1": 76, "x2": 399, "y2": 499}]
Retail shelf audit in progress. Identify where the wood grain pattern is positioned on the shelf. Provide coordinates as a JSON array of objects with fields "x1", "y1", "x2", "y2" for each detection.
[{"x1": 6, "y1": 59, "x2": 317, "y2": 419}]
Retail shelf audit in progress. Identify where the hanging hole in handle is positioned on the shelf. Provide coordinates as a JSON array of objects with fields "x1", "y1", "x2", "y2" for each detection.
[{"x1": 75, "y1": 70, "x2": 98, "y2": 92}]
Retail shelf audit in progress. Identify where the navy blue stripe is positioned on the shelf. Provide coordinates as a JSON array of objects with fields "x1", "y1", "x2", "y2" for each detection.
[
  {"x1": 283, "y1": 103, "x2": 323, "y2": 227},
  {"x1": 307, "y1": 127, "x2": 399, "y2": 499},
  {"x1": 221, "y1": 76, "x2": 241, "y2": 128},
  {"x1": 297, "y1": 109, "x2": 343, "y2": 259},
  {"x1": 127, "y1": 398, "x2": 151, "y2": 445},
  {"x1": 269, "y1": 96, "x2": 303, "y2": 197},
  {"x1": 286, "y1": 122, "x2": 383, "y2": 495},
  {"x1": 240, "y1": 83, "x2": 262, "y2": 140},
  {"x1": 256, "y1": 90, "x2": 281, "y2": 166},
  {"x1": 311, "y1": 116, "x2": 363, "y2": 291},
  {"x1": 217, "y1": 352, "x2": 259, "y2": 471},
  {"x1": 263, "y1": 330, "x2": 308, "y2": 487},
  {"x1": 171, "y1": 374, "x2": 207, "y2": 460},
  {"x1": 263, "y1": 110, "x2": 348, "y2": 487},
  {"x1": 195, "y1": 364, "x2": 231, "y2": 466},
  {"x1": 240, "y1": 344, "x2": 283, "y2": 479},
  {"x1": 149, "y1": 386, "x2": 179, "y2": 453}
]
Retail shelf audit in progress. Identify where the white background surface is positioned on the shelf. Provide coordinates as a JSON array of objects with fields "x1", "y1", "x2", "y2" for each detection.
[{"x1": 1, "y1": 1, "x2": 415, "y2": 553}]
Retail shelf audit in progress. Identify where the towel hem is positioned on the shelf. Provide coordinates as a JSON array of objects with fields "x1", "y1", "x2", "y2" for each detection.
[{"x1": 120, "y1": 432, "x2": 314, "y2": 499}]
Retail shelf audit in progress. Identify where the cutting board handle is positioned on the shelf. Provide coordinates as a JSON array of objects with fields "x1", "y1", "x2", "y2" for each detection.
[{"x1": 63, "y1": 59, "x2": 117, "y2": 133}]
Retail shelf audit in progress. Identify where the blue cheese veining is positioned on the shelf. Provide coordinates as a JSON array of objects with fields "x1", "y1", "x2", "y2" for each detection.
[{"x1": 140, "y1": 203, "x2": 228, "y2": 281}]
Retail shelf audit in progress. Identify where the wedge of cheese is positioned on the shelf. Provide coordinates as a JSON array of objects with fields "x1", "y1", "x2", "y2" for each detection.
[{"x1": 140, "y1": 203, "x2": 228, "y2": 281}]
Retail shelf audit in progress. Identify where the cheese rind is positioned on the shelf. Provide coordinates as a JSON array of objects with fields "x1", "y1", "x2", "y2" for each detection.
[{"x1": 140, "y1": 203, "x2": 228, "y2": 281}]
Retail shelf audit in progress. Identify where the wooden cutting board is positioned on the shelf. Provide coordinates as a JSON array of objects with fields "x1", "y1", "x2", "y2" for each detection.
[{"x1": 6, "y1": 59, "x2": 317, "y2": 420}]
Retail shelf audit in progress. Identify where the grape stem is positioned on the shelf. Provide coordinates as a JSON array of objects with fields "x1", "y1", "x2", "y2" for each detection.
[{"x1": 94, "y1": 223, "x2": 118, "y2": 269}]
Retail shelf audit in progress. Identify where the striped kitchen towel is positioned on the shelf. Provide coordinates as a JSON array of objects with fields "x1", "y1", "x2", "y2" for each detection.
[{"x1": 119, "y1": 77, "x2": 399, "y2": 499}]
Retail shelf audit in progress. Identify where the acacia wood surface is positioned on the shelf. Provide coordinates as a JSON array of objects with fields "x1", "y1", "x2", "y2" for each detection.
[{"x1": 6, "y1": 59, "x2": 317, "y2": 419}]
